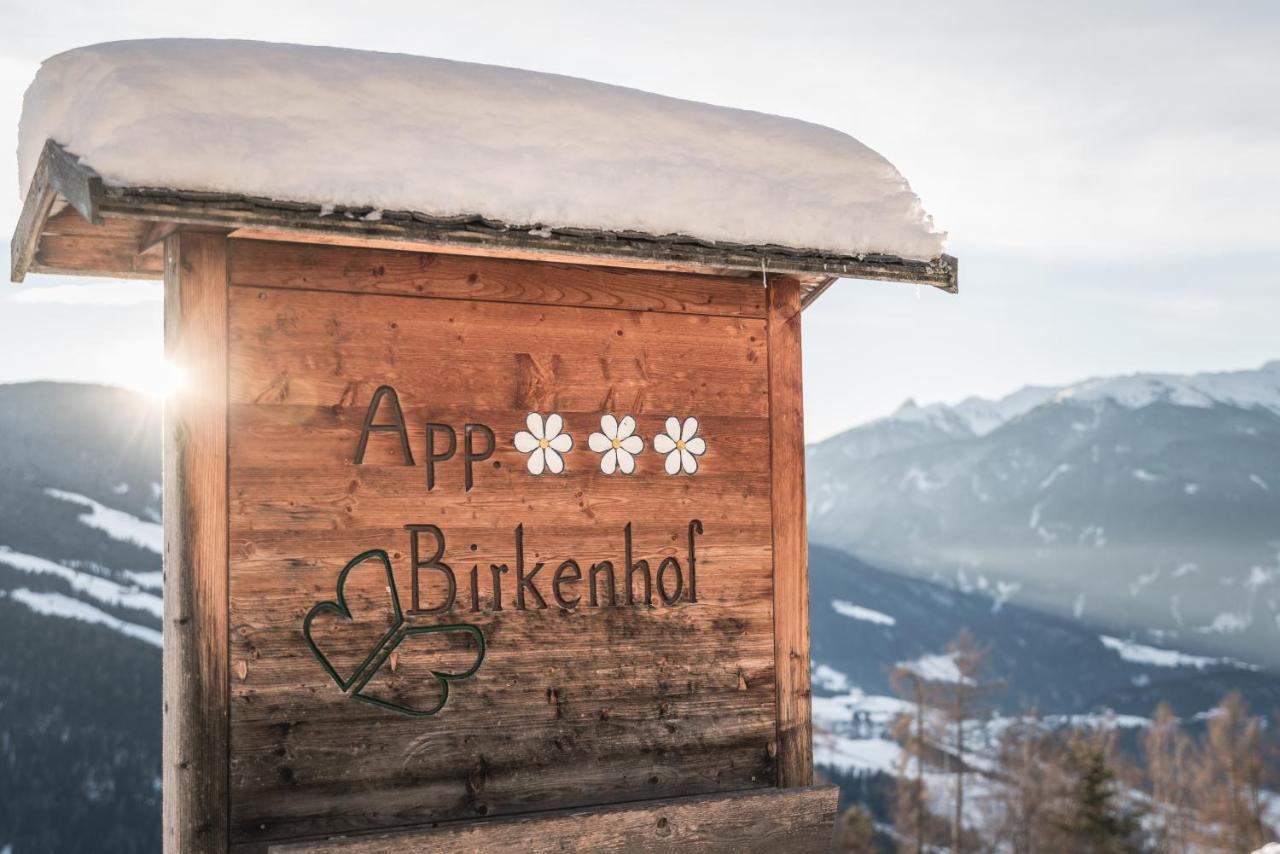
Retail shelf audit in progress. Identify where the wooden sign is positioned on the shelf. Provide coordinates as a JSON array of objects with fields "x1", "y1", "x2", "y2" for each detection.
[{"x1": 163, "y1": 232, "x2": 828, "y2": 851}]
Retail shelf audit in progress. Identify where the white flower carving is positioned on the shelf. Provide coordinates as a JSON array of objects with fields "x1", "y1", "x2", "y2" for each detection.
[
  {"x1": 587, "y1": 414, "x2": 644, "y2": 475},
  {"x1": 654, "y1": 417, "x2": 706, "y2": 475},
  {"x1": 513, "y1": 412, "x2": 572, "y2": 475}
]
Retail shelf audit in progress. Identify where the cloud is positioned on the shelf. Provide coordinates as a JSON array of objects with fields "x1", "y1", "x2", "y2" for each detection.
[{"x1": 10, "y1": 281, "x2": 162, "y2": 305}]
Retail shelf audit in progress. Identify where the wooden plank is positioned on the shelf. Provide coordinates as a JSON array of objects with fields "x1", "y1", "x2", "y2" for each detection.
[
  {"x1": 223, "y1": 253, "x2": 779, "y2": 844},
  {"x1": 140, "y1": 220, "x2": 182, "y2": 253},
  {"x1": 95, "y1": 186, "x2": 959, "y2": 292},
  {"x1": 163, "y1": 231, "x2": 231, "y2": 854},
  {"x1": 9, "y1": 142, "x2": 58, "y2": 283},
  {"x1": 41, "y1": 203, "x2": 130, "y2": 237},
  {"x1": 267, "y1": 785, "x2": 838, "y2": 853},
  {"x1": 766, "y1": 275, "x2": 813, "y2": 788},
  {"x1": 799, "y1": 276, "x2": 838, "y2": 310},
  {"x1": 230, "y1": 227, "x2": 758, "y2": 280},
  {"x1": 29, "y1": 259, "x2": 163, "y2": 280},
  {"x1": 225, "y1": 285, "x2": 770, "y2": 416},
  {"x1": 8, "y1": 138, "x2": 108, "y2": 283},
  {"x1": 32, "y1": 208, "x2": 166, "y2": 279},
  {"x1": 229, "y1": 239, "x2": 766, "y2": 318}
]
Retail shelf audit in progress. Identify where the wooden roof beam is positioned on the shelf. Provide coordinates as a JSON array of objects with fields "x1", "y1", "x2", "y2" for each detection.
[
  {"x1": 10, "y1": 139, "x2": 104, "y2": 282},
  {"x1": 10, "y1": 141, "x2": 959, "y2": 298}
]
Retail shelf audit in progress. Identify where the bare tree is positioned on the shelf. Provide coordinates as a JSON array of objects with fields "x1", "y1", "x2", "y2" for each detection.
[
  {"x1": 1191, "y1": 692, "x2": 1274, "y2": 852},
  {"x1": 930, "y1": 629, "x2": 996, "y2": 854},
  {"x1": 1144, "y1": 702, "x2": 1195, "y2": 853},
  {"x1": 890, "y1": 668, "x2": 930, "y2": 854},
  {"x1": 987, "y1": 710, "x2": 1061, "y2": 854},
  {"x1": 890, "y1": 629, "x2": 997, "y2": 854}
]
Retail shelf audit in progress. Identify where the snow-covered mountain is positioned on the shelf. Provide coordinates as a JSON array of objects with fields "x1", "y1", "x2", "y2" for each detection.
[
  {"x1": 808, "y1": 360, "x2": 1280, "y2": 668},
  {"x1": 888, "y1": 384, "x2": 1061, "y2": 440},
  {"x1": 0, "y1": 383, "x2": 162, "y2": 854},
  {"x1": 874, "y1": 361, "x2": 1280, "y2": 440}
]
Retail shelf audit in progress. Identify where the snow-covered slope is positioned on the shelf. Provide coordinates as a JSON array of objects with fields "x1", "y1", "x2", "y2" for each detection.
[
  {"x1": 809, "y1": 544, "x2": 1277, "y2": 717},
  {"x1": 807, "y1": 544, "x2": 1280, "y2": 791},
  {"x1": 0, "y1": 383, "x2": 162, "y2": 853},
  {"x1": 18, "y1": 39, "x2": 945, "y2": 260},
  {"x1": 808, "y1": 360, "x2": 1280, "y2": 668}
]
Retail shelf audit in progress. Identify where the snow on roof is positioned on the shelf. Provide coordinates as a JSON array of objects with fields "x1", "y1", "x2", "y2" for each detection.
[{"x1": 17, "y1": 39, "x2": 947, "y2": 262}]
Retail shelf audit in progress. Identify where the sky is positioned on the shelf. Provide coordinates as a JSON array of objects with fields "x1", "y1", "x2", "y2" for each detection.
[{"x1": 0, "y1": 1, "x2": 1276, "y2": 440}]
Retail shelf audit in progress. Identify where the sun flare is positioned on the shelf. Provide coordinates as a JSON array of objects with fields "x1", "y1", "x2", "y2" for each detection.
[{"x1": 98, "y1": 342, "x2": 184, "y2": 400}]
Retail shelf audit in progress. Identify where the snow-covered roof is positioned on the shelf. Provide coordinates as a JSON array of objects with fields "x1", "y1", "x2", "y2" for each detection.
[{"x1": 17, "y1": 39, "x2": 947, "y2": 265}]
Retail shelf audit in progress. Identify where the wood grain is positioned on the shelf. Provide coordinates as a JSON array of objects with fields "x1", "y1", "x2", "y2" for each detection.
[
  {"x1": 267, "y1": 784, "x2": 839, "y2": 853},
  {"x1": 163, "y1": 231, "x2": 231, "y2": 853},
  {"x1": 227, "y1": 285, "x2": 769, "y2": 418},
  {"x1": 10, "y1": 139, "x2": 104, "y2": 281},
  {"x1": 31, "y1": 208, "x2": 165, "y2": 279},
  {"x1": 229, "y1": 239, "x2": 766, "y2": 318},
  {"x1": 229, "y1": 227, "x2": 764, "y2": 282},
  {"x1": 9, "y1": 142, "x2": 59, "y2": 283},
  {"x1": 767, "y1": 275, "x2": 813, "y2": 788},
  {"x1": 225, "y1": 245, "x2": 779, "y2": 844},
  {"x1": 92, "y1": 183, "x2": 959, "y2": 290}
]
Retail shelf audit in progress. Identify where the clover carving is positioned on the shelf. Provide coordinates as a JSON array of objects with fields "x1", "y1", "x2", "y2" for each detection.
[{"x1": 303, "y1": 549, "x2": 484, "y2": 716}]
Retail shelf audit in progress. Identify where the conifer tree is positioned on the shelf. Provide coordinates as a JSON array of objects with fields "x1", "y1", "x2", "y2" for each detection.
[{"x1": 1049, "y1": 728, "x2": 1144, "y2": 854}]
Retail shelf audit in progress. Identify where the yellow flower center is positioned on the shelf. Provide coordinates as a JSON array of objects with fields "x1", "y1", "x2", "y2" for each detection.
[
  {"x1": 676, "y1": 439, "x2": 686, "y2": 451},
  {"x1": 538, "y1": 438, "x2": 549, "y2": 449},
  {"x1": 611, "y1": 437, "x2": 621, "y2": 449}
]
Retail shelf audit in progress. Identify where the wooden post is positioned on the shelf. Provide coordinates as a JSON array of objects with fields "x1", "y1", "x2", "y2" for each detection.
[
  {"x1": 163, "y1": 231, "x2": 230, "y2": 853},
  {"x1": 767, "y1": 275, "x2": 813, "y2": 788}
]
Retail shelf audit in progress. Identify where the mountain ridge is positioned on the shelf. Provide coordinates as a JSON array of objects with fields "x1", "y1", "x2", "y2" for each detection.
[
  {"x1": 837, "y1": 359, "x2": 1280, "y2": 443},
  {"x1": 808, "y1": 360, "x2": 1280, "y2": 668}
]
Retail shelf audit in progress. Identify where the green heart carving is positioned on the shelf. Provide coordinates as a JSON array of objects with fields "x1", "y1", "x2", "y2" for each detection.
[
  {"x1": 351, "y1": 624, "x2": 486, "y2": 717},
  {"x1": 303, "y1": 549, "x2": 404, "y2": 691},
  {"x1": 303, "y1": 549, "x2": 485, "y2": 717}
]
